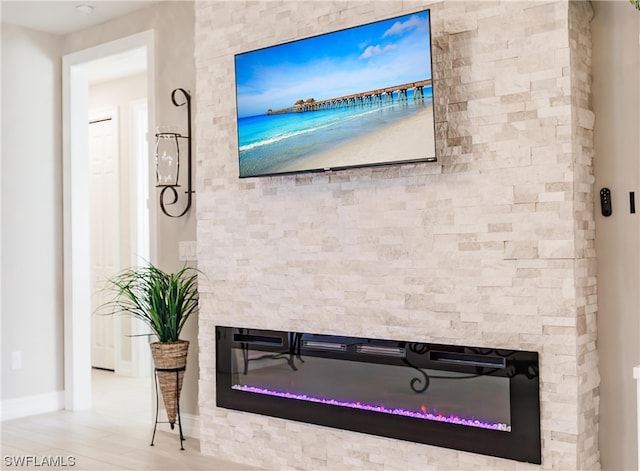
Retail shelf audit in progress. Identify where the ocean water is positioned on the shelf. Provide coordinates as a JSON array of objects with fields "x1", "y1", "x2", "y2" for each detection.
[{"x1": 237, "y1": 87, "x2": 434, "y2": 177}]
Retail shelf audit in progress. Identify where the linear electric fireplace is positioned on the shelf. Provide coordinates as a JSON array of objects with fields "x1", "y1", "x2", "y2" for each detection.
[{"x1": 216, "y1": 326, "x2": 541, "y2": 464}]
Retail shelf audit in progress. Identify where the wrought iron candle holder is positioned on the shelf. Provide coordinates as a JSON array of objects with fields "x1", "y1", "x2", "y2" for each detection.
[{"x1": 155, "y1": 88, "x2": 193, "y2": 218}]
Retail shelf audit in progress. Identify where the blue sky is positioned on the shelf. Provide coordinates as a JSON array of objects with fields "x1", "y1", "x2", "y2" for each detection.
[{"x1": 235, "y1": 10, "x2": 432, "y2": 118}]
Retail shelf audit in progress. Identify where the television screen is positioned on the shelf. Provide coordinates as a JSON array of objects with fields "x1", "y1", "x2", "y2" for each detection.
[{"x1": 234, "y1": 9, "x2": 436, "y2": 178}]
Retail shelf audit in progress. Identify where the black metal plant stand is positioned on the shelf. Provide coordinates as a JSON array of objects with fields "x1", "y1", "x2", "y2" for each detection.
[{"x1": 150, "y1": 366, "x2": 186, "y2": 450}]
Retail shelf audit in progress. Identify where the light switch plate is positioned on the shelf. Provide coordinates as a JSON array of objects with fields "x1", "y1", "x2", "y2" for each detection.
[{"x1": 179, "y1": 241, "x2": 197, "y2": 261}]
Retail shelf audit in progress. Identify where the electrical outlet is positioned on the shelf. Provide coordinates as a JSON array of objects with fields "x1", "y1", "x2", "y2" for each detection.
[{"x1": 11, "y1": 351, "x2": 22, "y2": 370}]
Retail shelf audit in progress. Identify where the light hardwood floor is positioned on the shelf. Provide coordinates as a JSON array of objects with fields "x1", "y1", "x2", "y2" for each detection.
[{"x1": 1, "y1": 369, "x2": 258, "y2": 470}]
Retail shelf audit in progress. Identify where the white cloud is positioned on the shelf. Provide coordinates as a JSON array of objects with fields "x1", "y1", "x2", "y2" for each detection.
[
  {"x1": 359, "y1": 44, "x2": 397, "y2": 59},
  {"x1": 382, "y1": 15, "x2": 426, "y2": 38}
]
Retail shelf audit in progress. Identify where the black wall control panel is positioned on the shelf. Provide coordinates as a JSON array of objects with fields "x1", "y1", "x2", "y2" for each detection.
[{"x1": 600, "y1": 188, "x2": 612, "y2": 217}]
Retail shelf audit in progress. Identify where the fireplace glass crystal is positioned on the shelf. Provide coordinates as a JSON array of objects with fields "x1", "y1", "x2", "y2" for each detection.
[{"x1": 230, "y1": 339, "x2": 511, "y2": 432}]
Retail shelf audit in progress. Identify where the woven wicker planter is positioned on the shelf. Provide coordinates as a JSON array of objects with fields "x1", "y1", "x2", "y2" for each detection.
[{"x1": 150, "y1": 340, "x2": 189, "y2": 426}]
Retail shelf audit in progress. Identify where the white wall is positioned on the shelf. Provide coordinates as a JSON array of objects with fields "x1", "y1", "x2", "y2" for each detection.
[
  {"x1": 1, "y1": 0, "x2": 198, "y2": 420},
  {"x1": 1, "y1": 25, "x2": 64, "y2": 407},
  {"x1": 62, "y1": 0, "x2": 198, "y2": 416},
  {"x1": 592, "y1": 3, "x2": 640, "y2": 470}
]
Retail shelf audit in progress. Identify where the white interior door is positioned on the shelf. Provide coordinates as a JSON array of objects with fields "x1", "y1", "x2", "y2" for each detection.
[{"x1": 89, "y1": 113, "x2": 120, "y2": 371}]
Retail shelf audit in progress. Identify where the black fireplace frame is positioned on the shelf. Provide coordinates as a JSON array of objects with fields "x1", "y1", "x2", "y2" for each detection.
[{"x1": 216, "y1": 326, "x2": 541, "y2": 464}]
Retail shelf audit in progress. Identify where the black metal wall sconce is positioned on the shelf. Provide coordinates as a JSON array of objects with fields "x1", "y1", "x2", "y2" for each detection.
[{"x1": 155, "y1": 88, "x2": 193, "y2": 218}]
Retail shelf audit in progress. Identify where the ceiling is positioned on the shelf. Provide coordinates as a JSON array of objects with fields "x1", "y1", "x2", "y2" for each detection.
[
  {"x1": 1, "y1": 1, "x2": 160, "y2": 36},
  {"x1": 1, "y1": 1, "x2": 161, "y2": 84},
  {"x1": 85, "y1": 46, "x2": 147, "y2": 84}
]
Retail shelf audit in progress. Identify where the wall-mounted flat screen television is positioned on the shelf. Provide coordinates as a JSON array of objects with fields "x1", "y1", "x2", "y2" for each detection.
[{"x1": 234, "y1": 9, "x2": 436, "y2": 178}]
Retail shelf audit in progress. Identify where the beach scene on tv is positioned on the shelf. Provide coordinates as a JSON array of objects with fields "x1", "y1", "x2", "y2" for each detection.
[{"x1": 235, "y1": 10, "x2": 436, "y2": 178}]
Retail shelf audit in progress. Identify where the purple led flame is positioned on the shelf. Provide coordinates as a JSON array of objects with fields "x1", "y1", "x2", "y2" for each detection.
[{"x1": 232, "y1": 384, "x2": 511, "y2": 432}]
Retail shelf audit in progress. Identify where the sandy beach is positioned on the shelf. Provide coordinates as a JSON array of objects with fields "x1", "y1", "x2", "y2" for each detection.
[{"x1": 273, "y1": 105, "x2": 435, "y2": 173}]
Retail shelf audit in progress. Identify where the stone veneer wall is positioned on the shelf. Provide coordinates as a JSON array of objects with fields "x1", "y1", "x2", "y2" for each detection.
[
  {"x1": 567, "y1": 2, "x2": 598, "y2": 468},
  {"x1": 195, "y1": 1, "x2": 598, "y2": 469}
]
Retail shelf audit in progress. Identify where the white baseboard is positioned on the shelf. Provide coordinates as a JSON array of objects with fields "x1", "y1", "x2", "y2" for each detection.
[
  {"x1": 156, "y1": 411, "x2": 200, "y2": 439},
  {"x1": 1, "y1": 391, "x2": 65, "y2": 421}
]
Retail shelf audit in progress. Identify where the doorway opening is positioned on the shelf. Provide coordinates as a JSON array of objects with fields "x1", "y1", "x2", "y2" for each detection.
[
  {"x1": 88, "y1": 76, "x2": 151, "y2": 377},
  {"x1": 63, "y1": 30, "x2": 156, "y2": 412}
]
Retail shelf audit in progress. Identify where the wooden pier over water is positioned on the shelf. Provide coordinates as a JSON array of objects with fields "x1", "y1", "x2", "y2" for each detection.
[{"x1": 266, "y1": 79, "x2": 432, "y2": 115}]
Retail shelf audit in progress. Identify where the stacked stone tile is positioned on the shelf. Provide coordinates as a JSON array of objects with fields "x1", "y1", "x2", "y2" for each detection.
[{"x1": 194, "y1": 1, "x2": 599, "y2": 469}]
